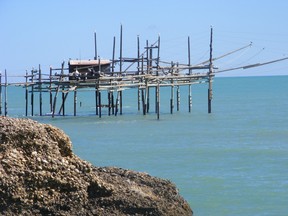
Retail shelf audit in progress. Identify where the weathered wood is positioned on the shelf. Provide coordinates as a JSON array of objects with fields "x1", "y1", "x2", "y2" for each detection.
[
  {"x1": 188, "y1": 36, "x2": 192, "y2": 113},
  {"x1": 49, "y1": 67, "x2": 53, "y2": 112},
  {"x1": 4, "y1": 70, "x2": 7, "y2": 116},
  {"x1": 156, "y1": 83, "x2": 160, "y2": 120},
  {"x1": 120, "y1": 90, "x2": 123, "y2": 115},
  {"x1": 73, "y1": 89, "x2": 77, "y2": 116},
  {"x1": 208, "y1": 27, "x2": 213, "y2": 114},
  {"x1": 31, "y1": 69, "x2": 34, "y2": 116},
  {"x1": 94, "y1": 32, "x2": 97, "y2": 60},
  {"x1": 25, "y1": 70, "x2": 28, "y2": 116},
  {"x1": 112, "y1": 36, "x2": 116, "y2": 76},
  {"x1": 177, "y1": 86, "x2": 180, "y2": 111},
  {"x1": 98, "y1": 91, "x2": 102, "y2": 118},
  {"x1": 39, "y1": 64, "x2": 43, "y2": 116},
  {"x1": 120, "y1": 25, "x2": 123, "y2": 75}
]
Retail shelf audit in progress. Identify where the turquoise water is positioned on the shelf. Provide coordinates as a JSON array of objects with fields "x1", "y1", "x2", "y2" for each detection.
[{"x1": 3, "y1": 76, "x2": 288, "y2": 215}]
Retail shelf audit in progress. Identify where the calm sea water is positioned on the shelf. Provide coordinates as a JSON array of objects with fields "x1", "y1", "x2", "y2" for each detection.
[{"x1": 3, "y1": 76, "x2": 288, "y2": 216}]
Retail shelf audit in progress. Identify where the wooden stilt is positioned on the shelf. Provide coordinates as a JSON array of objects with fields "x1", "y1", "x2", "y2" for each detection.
[
  {"x1": 49, "y1": 66, "x2": 53, "y2": 112},
  {"x1": 25, "y1": 70, "x2": 28, "y2": 116},
  {"x1": 170, "y1": 61, "x2": 174, "y2": 114},
  {"x1": 98, "y1": 91, "x2": 102, "y2": 118},
  {"x1": 188, "y1": 85, "x2": 192, "y2": 113},
  {"x1": 39, "y1": 64, "x2": 43, "y2": 116},
  {"x1": 156, "y1": 83, "x2": 160, "y2": 120},
  {"x1": 4, "y1": 70, "x2": 7, "y2": 116},
  {"x1": 208, "y1": 27, "x2": 213, "y2": 114},
  {"x1": 31, "y1": 68, "x2": 34, "y2": 116},
  {"x1": 115, "y1": 90, "x2": 119, "y2": 116},
  {"x1": 108, "y1": 91, "x2": 111, "y2": 116},
  {"x1": 137, "y1": 35, "x2": 141, "y2": 111},
  {"x1": 188, "y1": 36, "x2": 192, "y2": 113},
  {"x1": 177, "y1": 86, "x2": 180, "y2": 111},
  {"x1": 119, "y1": 90, "x2": 123, "y2": 115},
  {"x1": 95, "y1": 83, "x2": 98, "y2": 115},
  {"x1": 146, "y1": 86, "x2": 150, "y2": 113},
  {"x1": 74, "y1": 89, "x2": 77, "y2": 116},
  {"x1": 170, "y1": 85, "x2": 174, "y2": 114},
  {"x1": 58, "y1": 92, "x2": 69, "y2": 115},
  {"x1": 60, "y1": 62, "x2": 65, "y2": 116},
  {"x1": 111, "y1": 91, "x2": 115, "y2": 115},
  {"x1": 142, "y1": 88, "x2": 146, "y2": 115}
]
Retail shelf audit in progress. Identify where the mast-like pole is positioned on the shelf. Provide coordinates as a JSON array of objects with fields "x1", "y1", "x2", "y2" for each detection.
[
  {"x1": 208, "y1": 27, "x2": 213, "y2": 114},
  {"x1": 119, "y1": 24, "x2": 123, "y2": 75},
  {"x1": 94, "y1": 32, "x2": 97, "y2": 60}
]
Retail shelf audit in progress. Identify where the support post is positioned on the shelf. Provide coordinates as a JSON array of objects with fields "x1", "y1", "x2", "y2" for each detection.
[
  {"x1": 49, "y1": 66, "x2": 53, "y2": 112},
  {"x1": 108, "y1": 91, "x2": 111, "y2": 116},
  {"x1": 170, "y1": 61, "x2": 174, "y2": 114},
  {"x1": 156, "y1": 83, "x2": 160, "y2": 120},
  {"x1": 177, "y1": 86, "x2": 180, "y2": 111},
  {"x1": 74, "y1": 89, "x2": 77, "y2": 116},
  {"x1": 208, "y1": 27, "x2": 213, "y2": 114},
  {"x1": 4, "y1": 70, "x2": 7, "y2": 116},
  {"x1": 119, "y1": 90, "x2": 123, "y2": 115},
  {"x1": 95, "y1": 81, "x2": 99, "y2": 115},
  {"x1": 39, "y1": 64, "x2": 43, "y2": 116},
  {"x1": 31, "y1": 68, "x2": 34, "y2": 116},
  {"x1": 170, "y1": 85, "x2": 174, "y2": 114},
  {"x1": 25, "y1": 70, "x2": 28, "y2": 116},
  {"x1": 188, "y1": 36, "x2": 192, "y2": 112},
  {"x1": 137, "y1": 35, "x2": 141, "y2": 111},
  {"x1": 98, "y1": 91, "x2": 102, "y2": 118},
  {"x1": 111, "y1": 91, "x2": 115, "y2": 115},
  {"x1": 188, "y1": 85, "x2": 192, "y2": 113},
  {"x1": 115, "y1": 90, "x2": 119, "y2": 116},
  {"x1": 61, "y1": 62, "x2": 65, "y2": 116}
]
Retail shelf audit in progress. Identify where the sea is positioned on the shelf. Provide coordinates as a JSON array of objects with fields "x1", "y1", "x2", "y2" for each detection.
[{"x1": 2, "y1": 76, "x2": 288, "y2": 216}]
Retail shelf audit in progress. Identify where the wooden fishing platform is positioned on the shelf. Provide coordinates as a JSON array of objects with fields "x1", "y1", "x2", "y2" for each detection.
[{"x1": 1, "y1": 26, "x2": 286, "y2": 119}]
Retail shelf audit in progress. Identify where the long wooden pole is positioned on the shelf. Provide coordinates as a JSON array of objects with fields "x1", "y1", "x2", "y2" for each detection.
[
  {"x1": 137, "y1": 35, "x2": 141, "y2": 111},
  {"x1": 74, "y1": 89, "x2": 77, "y2": 116},
  {"x1": 157, "y1": 34, "x2": 160, "y2": 76},
  {"x1": 208, "y1": 27, "x2": 213, "y2": 114},
  {"x1": 98, "y1": 91, "x2": 102, "y2": 118},
  {"x1": 39, "y1": 64, "x2": 43, "y2": 116},
  {"x1": 120, "y1": 24, "x2": 123, "y2": 75},
  {"x1": 61, "y1": 62, "x2": 65, "y2": 116},
  {"x1": 112, "y1": 36, "x2": 116, "y2": 76},
  {"x1": 94, "y1": 32, "x2": 97, "y2": 60},
  {"x1": 4, "y1": 70, "x2": 7, "y2": 116},
  {"x1": 156, "y1": 83, "x2": 160, "y2": 120},
  {"x1": 188, "y1": 36, "x2": 192, "y2": 112},
  {"x1": 49, "y1": 66, "x2": 53, "y2": 112},
  {"x1": 31, "y1": 68, "x2": 34, "y2": 116},
  {"x1": 119, "y1": 90, "x2": 123, "y2": 115},
  {"x1": 25, "y1": 70, "x2": 28, "y2": 116}
]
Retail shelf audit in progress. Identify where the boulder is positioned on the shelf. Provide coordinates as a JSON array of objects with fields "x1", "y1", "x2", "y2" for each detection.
[{"x1": 0, "y1": 117, "x2": 192, "y2": 215}]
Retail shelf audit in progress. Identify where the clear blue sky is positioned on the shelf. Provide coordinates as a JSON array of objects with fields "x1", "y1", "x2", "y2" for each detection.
[{"x1": 1, "y1": 0, "x2": 288, "y2": 81}]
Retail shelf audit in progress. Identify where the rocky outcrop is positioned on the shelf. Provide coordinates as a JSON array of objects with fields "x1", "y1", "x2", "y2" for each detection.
[{"x1": 0, "y1": 117, "x2": 192, "y2": 215}]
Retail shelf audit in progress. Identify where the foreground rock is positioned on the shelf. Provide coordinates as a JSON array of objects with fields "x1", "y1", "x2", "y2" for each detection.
[{"x1": 0, "y1": 117, "x2": 192, "y2": 215}]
